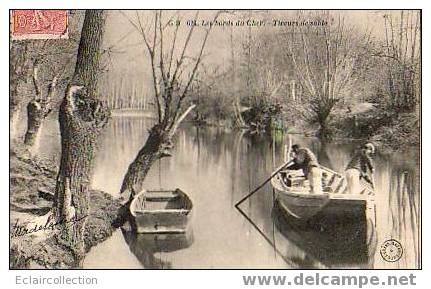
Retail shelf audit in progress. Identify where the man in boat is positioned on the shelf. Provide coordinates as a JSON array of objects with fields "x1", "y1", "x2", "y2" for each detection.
[
  {"x1": 345, "y1": 142, "x2": 375, "y2": 194},
  {"x1": 285, "y1": 144, "x2": 323, "y2": 194}
]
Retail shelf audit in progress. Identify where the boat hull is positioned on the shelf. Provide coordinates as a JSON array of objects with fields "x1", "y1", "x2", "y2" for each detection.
[
  {"x1": 133, "y1": 210, "x2": 191, "y2": 234},
  {"x1": 275, "y1": 191, "x2": 330, "y2": 219},
  {"x1": 130, "y1": 189, "x2": 193, "y2": 234}
]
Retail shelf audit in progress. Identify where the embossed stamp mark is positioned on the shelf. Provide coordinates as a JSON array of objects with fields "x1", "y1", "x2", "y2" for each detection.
[
  {"x1": 11, "y1": 10, "x2": 68, "y2": 40},
  {"x1": 380, "y1": 239, "x2": 403, "y2": 262}
]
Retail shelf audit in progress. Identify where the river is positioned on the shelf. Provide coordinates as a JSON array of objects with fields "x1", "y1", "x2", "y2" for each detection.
[{"x1": 32, "y1": 114, "x2": 420, "y2": 269}]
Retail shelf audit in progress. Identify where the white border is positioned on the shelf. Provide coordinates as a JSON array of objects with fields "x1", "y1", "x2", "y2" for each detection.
[{"x1": 2, "y1": 1, "x2": 428, "y2": 288}]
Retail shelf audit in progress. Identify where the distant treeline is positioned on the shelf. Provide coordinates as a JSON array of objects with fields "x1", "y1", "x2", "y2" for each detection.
[{"x1": 99, "y1": 74, "x2": 151, "y2": 110}]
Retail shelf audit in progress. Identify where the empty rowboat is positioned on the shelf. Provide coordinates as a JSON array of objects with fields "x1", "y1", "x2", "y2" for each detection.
[{"x1": 129, "y1": 189, "x2": 193, "y2": 234}]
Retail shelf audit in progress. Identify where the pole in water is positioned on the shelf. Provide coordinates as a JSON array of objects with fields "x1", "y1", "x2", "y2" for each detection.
[
  {"x1": 234, "y1": 159, "x2": 293, "y2": 208},
  {"x1": 234, "y1": 137, "x2": 296, "y2": 266},
  {"x1": 235, "y1": 194, "x2": 296, "y2": 267},
  {"x1": 158, "y1": 158, "x2": 162, "y2": 190}
]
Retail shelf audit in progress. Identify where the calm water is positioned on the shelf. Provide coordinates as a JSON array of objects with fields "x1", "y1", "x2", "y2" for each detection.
[{"x1": 34, "y1": 115, "x2": 420, "y2": 269}]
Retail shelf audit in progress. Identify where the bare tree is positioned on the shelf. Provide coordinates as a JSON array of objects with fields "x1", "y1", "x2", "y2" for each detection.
[
  {"x1": 283, "y1": 11, "x2": 371, "y2": 138},
  {"x1": 377, "y1": 10, "x2": 421, "y2": 111},
  {"x1": 119, "y1": 10, "x2": 219, "y2": 198},
  {"x1": 11, "y1": 12, "x2": 83, "y2": 142},
  {"x1": 23, "y1": 60, "x2": 58, "y2": 149},
  {"x1": 23, "y1": 32, "x2": 81, "y2": 149},
  {"x1": 54, "y1": 10, "x2": 109, "y2": 259},
  {"x1": 244, "y1": 65, "x2": 286, "y2": 133}
]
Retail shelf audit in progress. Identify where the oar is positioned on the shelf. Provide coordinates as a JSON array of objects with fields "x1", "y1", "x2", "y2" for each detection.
[{"x1": 235, "y1": 160, "x2": 294, "y2": 208}]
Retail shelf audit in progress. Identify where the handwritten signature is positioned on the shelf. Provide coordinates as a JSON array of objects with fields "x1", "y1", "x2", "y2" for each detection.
[{"x1": 11, "y1": 214, "x2": 88, "y2": 238}]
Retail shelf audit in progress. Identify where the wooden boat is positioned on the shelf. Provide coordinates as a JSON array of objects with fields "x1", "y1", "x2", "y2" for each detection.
[
  {"x1": 271, "y1": 163, "x2": 375, "y2": 221},
  {"x1": 129, "y1": 189, "x2": 193, "y2": 234}
]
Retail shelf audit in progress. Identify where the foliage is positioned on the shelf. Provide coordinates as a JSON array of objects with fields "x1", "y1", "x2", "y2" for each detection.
[
  {"x1": 187, "y1": 68, "x2": 234, "y2": 126},
  {"x1": 242, "y1": 99, "x2": 284, "y2": 133},
  {"x1": 378, "y1": 11, "x2": 420, "y2": 112}
]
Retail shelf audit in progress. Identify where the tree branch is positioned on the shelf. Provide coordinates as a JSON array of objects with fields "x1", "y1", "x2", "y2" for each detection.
[
  {"x1": 168, "y1": 14, "x2": 181, "y2": 77},
  {"x1": 170, "y1": 11, "x2": 199, "y2": 84},
  {"x1": 132, "y1": 11, "x2": 163, "y2": 122},
  {"x1": 169, "y1": 104, "x2": 196, "y2": 137},
  {"x1": 32, "y1": 61, "x2": 42, "y2": 99}
]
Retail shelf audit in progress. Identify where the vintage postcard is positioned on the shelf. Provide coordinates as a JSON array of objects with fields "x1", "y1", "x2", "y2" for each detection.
[{"x1": 9, "y1": 9, "x2": 421, "y2": 270}]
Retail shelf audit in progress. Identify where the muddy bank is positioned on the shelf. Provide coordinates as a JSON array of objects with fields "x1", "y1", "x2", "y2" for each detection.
[
  {"x1": 330, "y1": 104, "x2": 420, "y2": 153},
  {"x1": 10, "y1": 144, "x2": 122, "y2": 269}
]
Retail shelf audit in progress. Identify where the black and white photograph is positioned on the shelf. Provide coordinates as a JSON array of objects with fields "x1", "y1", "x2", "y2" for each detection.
[{"x1": 9, "y1": 9, "x2": 421, "y2": 271}]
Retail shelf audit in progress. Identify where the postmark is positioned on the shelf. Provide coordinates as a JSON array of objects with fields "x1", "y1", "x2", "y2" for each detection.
[
  {"x1": 10, "y1": 10, "x2": 68, "y2": 40},
  {"x1": 380, "y1": 239, "x2": 403, "y2": 262}
]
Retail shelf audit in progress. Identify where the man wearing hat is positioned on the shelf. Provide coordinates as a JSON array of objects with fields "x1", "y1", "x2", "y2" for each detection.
[{"x1": 345, "y1": 142, "x2": 375, "y2": 194}]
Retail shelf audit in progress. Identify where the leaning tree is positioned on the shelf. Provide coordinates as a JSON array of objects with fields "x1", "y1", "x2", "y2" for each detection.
[
  {"x1": 54, "y1": 10, "x2": 109, "y2": 259},
  {"x1": 119, "y1": 10, "x2": 220, "y2": 198}
]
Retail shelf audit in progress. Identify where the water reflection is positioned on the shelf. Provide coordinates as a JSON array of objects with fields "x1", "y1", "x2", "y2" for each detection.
[
  {"x1": 35, "y1": 115, "x2": 420, "y2": 269},
  {"x1": 271, "y1": 200, "x2": 370, "y2": 269},
  {"x1": 373, "y1": 165, "x2": 420, "y2": 269},
  {"x1": 121, "y1": 227, "x2": 194, "y2": 269}
]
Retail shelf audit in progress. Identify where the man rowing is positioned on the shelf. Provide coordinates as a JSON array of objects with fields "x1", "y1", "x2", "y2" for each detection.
[{"x1": 284, "y1": 144, "x2": 323, "y2": 194}]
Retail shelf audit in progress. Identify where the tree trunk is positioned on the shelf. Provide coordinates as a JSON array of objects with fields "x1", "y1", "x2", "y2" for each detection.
[
  {"x1": 24, "y1": 65, "x2": 57, "y2": 149},
  {"x1": 72, "y1": 11, "x2": 106, "y2": 95},
  {"x1": 120, "y1": 124, "x2": 172, "y2": 199},
  {"x1": 10, "y1": 85, "x2": 21, "y2": 139},
  {"x1": 55, "y1": 93, "x2": 108, "y2": 257},
  {"x1": 120, "y1": 105, "x2": 195, "y2": 200},
  {"x1": 24, "y1": 100, "x2": 48, "y2": 147},
  {"x1": 10, "y1": 43, "x2": 29, "y2": 138},
  {"x1": 54, "y1": 10, "x2": 108, "y2": 260},
  {"x1": 10, "y1": 82, "x2": 20, "y2": 120}
]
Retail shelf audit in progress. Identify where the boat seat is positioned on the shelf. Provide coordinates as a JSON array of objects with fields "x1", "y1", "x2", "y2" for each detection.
[{"x1": 134, "y1": 208, "x2": 190, "y2": 214}]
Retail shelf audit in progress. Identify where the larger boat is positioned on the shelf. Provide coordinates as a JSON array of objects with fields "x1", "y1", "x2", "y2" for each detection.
[{"x1": 271, "y1": 162, "x2": 376, "y2": 222}]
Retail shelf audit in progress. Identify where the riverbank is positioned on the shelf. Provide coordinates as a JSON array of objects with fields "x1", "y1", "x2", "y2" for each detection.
[
  {"x1": 189, "y1": 115, "x2": 419, "y2": 155},
  {"x1": 10, "y1": 144, "x2": 122, "y2": 269},
  {"x1": 183, "y1": 100, "x2": 419, "y2": 153},
  {"x1": 331, "y1": 105, "x2": 420, "y2": 153}
]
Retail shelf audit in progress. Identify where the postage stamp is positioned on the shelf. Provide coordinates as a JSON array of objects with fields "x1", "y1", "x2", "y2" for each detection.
[{"x1": 10, "y1": 10, "x2": 68, "y2": 40}]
